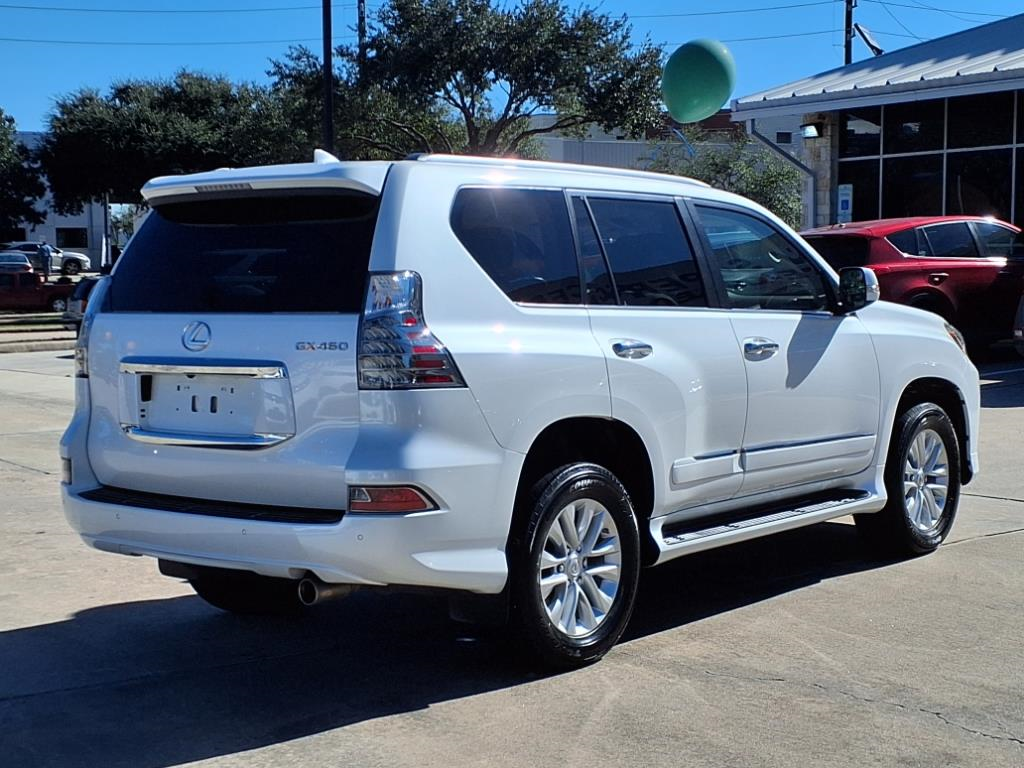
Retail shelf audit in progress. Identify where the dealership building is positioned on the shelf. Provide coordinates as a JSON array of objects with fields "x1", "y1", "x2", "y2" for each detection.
[{"x1": 732, "y1": 12, "x2": 1024, "y2": 229}]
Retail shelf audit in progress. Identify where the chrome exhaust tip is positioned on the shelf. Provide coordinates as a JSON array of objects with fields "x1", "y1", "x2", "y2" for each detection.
[{"x1": 297, "y1": 577, "x2": 356, "y2": 606}]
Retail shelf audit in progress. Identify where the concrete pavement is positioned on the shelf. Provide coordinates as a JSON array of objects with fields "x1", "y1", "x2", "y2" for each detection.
[{"x1": 0, "y1": 350, "x2": 1021, "y2": 767}]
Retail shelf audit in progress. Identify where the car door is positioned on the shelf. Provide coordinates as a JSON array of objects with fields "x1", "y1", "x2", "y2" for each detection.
[
  {"x1": 919, "y1": 222, "x2": 1002, "y2": 335},
  {"x1": 969, "y1": 221, "x2": 1024, "y2": 338},
  {"x1": 688, "y1": 202, "x2": 881, "y2": 498},
  {"x1": 576, "y1": 193, "x2": 748, "y2": 517}
]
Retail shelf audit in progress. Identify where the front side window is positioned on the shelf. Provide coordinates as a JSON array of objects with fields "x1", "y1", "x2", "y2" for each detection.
[
  {"x1": 695, "y1": 205, "x2": 830, "y2": 311},
  {"x1": 584, "y1": 197, "x2": 706, "y2": 307},
  {"x1": 974, "y1": 222, "x2": 1023, "y2": 258},
  {"x1": 451, "y1": 188, "x2": 580, "y2": 304},
  {"x1": 922, "y1": 223, "x2": 979, "y2": 258}
]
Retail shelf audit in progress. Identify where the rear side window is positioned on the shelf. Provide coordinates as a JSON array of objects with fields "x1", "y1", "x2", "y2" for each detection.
[
  {"x1": 804, "y1": 235, "x2": 871, "y2": 268},
  {"x1": 585, "y1": 197, "x2": 707, "y2": 307},
  {"x1": 922, "y1": 223, "x2": 979, "y2": 257},
  {"x1": 451, "y1": 188, "x2": 580, "y2": 304},
  {"x1": 974, "y1": 222, "x2": 1023, "y2": 258},
  {"x1": 108, "y1": 193, "x2": 378, "y2": 313},
  {"x1": 886, "y1": 229, "x2": 921, "y2": 255}
]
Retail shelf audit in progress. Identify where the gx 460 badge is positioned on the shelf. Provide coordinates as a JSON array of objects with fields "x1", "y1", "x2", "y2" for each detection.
[{"x1": 295, "y1": 341, "x2": 349, "y2": 351}]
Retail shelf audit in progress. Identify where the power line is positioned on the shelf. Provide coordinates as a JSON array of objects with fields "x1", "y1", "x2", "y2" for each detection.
[
  {"x1": 876, "y1": 1, "x2": 925, "y2": 40},
  {"x1": 0, "y1": 2, "x2": 363, "y2": 13},
  {"x1": 0, "y1": 34, "x2": 355, "y2": 46},
  {"x1": 860, "y1": 0, "x2": 1007, "y2": 19},
  {"x1": 631, "y1": 1, "x2": 833, "y2": 19}
]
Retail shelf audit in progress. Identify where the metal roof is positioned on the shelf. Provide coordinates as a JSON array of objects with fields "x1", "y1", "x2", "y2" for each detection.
[{"x1": 733, "y1": 13, "x2": 1024, "y2": 119}]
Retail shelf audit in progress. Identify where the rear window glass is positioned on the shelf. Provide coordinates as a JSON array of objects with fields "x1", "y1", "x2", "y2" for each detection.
[
  {"x1": 804, "y1": 235, "x2": 871, "y2": 268},
  {"x1": 886, "y1": 229, "x2": 920, "y2": 255},
  {"x1": 451, "y1": 188, "x2": 581, "y2": 304},
  {"x1": 108, "y1": 193, "x2": 378, "y2": 313}
]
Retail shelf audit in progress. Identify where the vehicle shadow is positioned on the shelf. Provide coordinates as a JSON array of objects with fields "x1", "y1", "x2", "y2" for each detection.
[{"x1": 0, "y1": 521, "x2": 885, "y2": 768}]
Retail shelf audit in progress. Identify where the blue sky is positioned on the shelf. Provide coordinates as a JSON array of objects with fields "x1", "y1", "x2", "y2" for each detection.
[{"x1": 0, "y1": 0, "x2": 1017, "y2": 131}]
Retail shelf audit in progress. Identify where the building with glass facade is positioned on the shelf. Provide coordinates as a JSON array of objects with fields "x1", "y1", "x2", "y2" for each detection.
[{"x1": 732, "y1": 13, "x2": 1024, "y2": 228}]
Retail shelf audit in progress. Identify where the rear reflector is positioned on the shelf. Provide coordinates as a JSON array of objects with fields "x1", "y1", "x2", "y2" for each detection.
[{"x1": 348, "y1": 486, "x2": 436, "y2": 513}]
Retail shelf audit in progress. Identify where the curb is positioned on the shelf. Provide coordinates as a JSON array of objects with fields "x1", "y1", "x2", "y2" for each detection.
[{"x1": 0, "y1": 339, "x2": 77, "y2": 354}]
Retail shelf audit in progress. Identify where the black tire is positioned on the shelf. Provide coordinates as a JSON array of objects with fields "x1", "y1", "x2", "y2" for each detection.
[
  {"x1": 856, "y1": 402, "x2": 961, "y2": 557},
  {"x1": 509, "y1": 463, "x2": 640, "y2": 669},
  {"x1": 190, "y1": 570, "x2": 305, "y2": 615},
  {"x1": 62, "y1": 261, "x2": 81, "y2": 276}
]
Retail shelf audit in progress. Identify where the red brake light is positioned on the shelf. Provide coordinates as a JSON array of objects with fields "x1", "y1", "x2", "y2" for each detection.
[{"x1": 348, "y1": 486, "x2": 436, "y2": 513}]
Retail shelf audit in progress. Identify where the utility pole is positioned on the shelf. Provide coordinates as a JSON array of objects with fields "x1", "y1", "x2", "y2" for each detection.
[
  {"x1": 844, "y1": 0, "x2": 856, "y2": 65},
  {"x1": 322, "y1": 0, "x2": 334, "y2": 152},
  {"x1": 357, "y1": 0, "x2": 367, "y2": 78}
]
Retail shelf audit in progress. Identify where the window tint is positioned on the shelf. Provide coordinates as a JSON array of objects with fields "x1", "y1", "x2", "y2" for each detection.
[
  {"x1": 109, "y1": 193, "x2": 378, "y2": 313},
  {"x1": 974, "y1": 222, "x2": 1023, "y2": 258},
  {"x1": 56, "y1": 227, "x2": 88, "y2": 249},
  {"x1": 695, "y1": 206, "x2": 830, "y2": 311},
  {"x1": 572, "y1": 198, "x2": 616, "y2": 305},
  {"x1": 839, "y1": 107, "x2": 880, "y2": 158},
  {"x1": 837, "y1": 159, "x2": 880, "y2": 220},
  {"x1": 804, "y1": 235, "x2": 870, "y2": 269},
  {"x1": 451, "y1": 188, "x2": 580, "y2": 304},
  {"x1": 883, "y1": 99, "x2": 944, "y2": 154},
  {"x1": 922, "y1": 223, "x2": 979, "y2": 258},
  {"x1": 585, "y1": 197, "x2": 706, "y2": 307},
  {"x1": 886, "y1": 229, "x2": 921, "y2": 256},
  {"x1": 945, "y1": 149, "x2": 1012, "y2": 222},
  {"x1": 882, "y1": 154, "x2": 943, "y2": 217}
]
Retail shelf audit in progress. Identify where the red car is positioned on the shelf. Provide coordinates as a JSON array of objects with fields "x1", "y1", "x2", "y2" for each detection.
[{"x1": 803, "y1": 216, "x2": 1024, "y2": 347}]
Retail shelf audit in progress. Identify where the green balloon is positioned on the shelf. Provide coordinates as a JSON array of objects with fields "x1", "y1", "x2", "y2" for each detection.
[{"x1": 661, "y1": 39, "x2": 736, "y2": 124}]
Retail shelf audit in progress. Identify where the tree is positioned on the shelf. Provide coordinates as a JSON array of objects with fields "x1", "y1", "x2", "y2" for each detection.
[
  {"x1": 356, "y1": 0, "x2": 663, "y2": 156},
  {"x1": 0, "y1": 108, "x2": 45, "y2": 233},
  {"x1": 647, "y1": 129, "x2": 805, "y2": 229},
  {"x1": 37, "y1": 72, "x2": 297, "y2": 213}
]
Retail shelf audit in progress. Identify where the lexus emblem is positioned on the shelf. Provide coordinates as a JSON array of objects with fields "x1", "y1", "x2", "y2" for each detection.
[{"x1": 182, "y1": 321, "x2": 211, "y2": 352}]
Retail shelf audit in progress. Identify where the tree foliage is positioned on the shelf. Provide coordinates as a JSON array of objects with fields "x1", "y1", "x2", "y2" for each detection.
[
  {"x1": 359, "y1": 0, "x2": 664, "y2": 155},
  {"x1": 0, "y1": 108, "x2": 45, "y2": 232},
  {"x1": 38, "y1": 72, "x2": 296, "y2": 212},
  {"x1": 647, "y1": 129, "x2": 805, "y2": 229}
]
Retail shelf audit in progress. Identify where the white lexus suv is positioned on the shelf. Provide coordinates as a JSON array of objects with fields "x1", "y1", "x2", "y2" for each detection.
[{"x1": 61, "y1": 152, "x2": 980, "y2": 667}]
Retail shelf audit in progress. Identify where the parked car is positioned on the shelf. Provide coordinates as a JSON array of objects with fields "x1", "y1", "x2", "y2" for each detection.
[
  {"x1": 0, "y1": 241, "x2": 91, "y2": 275},
  {"x1": 803, "y1": 216, "x2": 1024, "y2": 349},
  {"x1": 61, "y1": 152, "x2": 979, "y2": 668},
  {"x1": 0, "y1": 271, "x2": 75, "y2": 311},
  {"x1": 0, "y1": 252, "x2": 34, "y2": 273},
  {"x1": 62, "y1": 276, "x2": 100, "y2": 335},
  {"x1": 1015, "y1": 295, "x2": 1024, "y2": 357}
]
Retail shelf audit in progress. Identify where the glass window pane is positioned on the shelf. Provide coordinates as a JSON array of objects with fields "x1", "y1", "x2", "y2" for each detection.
[
  {"x1": 55, "y1": 228, "x2": 88, "y2": 249},
  {"x1": 922, "y1": 223, "x2": 979, "y2": 257},
  {"x1": 839, "y1": 107, "x2": 881, "y2": 158},
  {"x1": 974, "y1": 222, "x2": 1023, "y2": 258},
  {"x1": 837, "y1": 159, "x2": 880, "y2": 220},
  {"x1": 882, "y1": 154, "x2": 943, "y2": 218},
  {"x1": 694, "y1": 205, "x2": 830, "y2": 311},
  {"x1": 451, "y1": 188, "x2": 581, "y2": 305},
  {"x1": 803, "y1": 235, "x2": 870, "y2": 269},
  {"x1": 887, "y1": 229, "x2": 921, "y2": 255},
  {"x1": 947, "y1": 92, "x2": 1013, "y2": 149},
  {"x1": 883, "y1": 99, "x2": 944, "y2": 155},
  {"x1": 572, "y1": 198, "x2": 616, "y2": 305},
  {"x1": 112, "y1": 194, "x2": 378, "y2": 313},
  {"x1": 945, "y1": 149, "x2": 1012, "y2": 221},
  {"x1": 586, "y1": 198, "x2": 706, "y2": 308}
]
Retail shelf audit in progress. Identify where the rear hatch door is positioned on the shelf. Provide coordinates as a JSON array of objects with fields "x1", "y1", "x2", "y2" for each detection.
[{"x1": 86, "y1": 190, "x2": 378, "y2": 510}]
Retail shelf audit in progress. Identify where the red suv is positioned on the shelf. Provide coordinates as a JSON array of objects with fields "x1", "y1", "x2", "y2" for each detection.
[{"x1": 803, "y1": 216, "x2": 1024, "y2": 348}]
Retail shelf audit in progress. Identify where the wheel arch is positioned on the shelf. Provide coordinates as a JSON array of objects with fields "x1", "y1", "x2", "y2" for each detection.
[
  {"x1": 894, "y1": 377, "x2": 973, "y2": 484},
  {"x1": 903, "y1": 288, "x2": 957, "y2": 323},
  {"x1": 510, "y1": 417, "x2": 656, "y2": 560}
]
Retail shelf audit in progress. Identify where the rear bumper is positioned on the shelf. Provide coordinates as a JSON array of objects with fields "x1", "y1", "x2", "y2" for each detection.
[{"x1": 62, "y1": 473, "x2": 520, "y2": 593}]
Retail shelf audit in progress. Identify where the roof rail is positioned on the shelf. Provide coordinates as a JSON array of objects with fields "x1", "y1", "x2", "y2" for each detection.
[{"x1": 407, "y1": 153, "x2": 709, "y2": 187}]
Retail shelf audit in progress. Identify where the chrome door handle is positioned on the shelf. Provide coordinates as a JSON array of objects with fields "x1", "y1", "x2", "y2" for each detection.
[
  {"x1": 743, "y1": 337, "x2": 779, "y2": 360},
  {"x1": 612, "y1": 340, "x2": 653, "y2": 359},
  {"x1": 928, "y1": 272, "x2": 949, "y2": 285}
]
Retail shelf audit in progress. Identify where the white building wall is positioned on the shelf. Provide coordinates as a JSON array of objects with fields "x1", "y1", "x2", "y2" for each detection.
[{"x1": 14, "y1": 132, "x2": 105, "y2": 265}]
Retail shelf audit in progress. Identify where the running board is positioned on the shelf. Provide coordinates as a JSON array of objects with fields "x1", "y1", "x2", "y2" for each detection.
[{"x1": 652, "y1": 491, "x2": 882, "y2": 564}]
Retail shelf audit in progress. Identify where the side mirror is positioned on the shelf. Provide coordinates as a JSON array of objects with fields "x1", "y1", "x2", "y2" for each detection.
[{"x1": 838, "y1": 267, "x2": 880, "y2": 313}]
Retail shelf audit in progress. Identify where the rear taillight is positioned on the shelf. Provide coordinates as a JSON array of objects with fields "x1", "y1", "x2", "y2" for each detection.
[
  {"x1": 358, "y1": 272, "x2": 465, "y2": 389},
  {"x1": 74, "y1": 277, "x2": 108, "y2": 379}
]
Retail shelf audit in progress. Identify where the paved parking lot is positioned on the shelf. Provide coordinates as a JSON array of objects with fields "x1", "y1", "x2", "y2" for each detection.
[{"x1": 0, "y1": 350, "x2": 1022, "y2": 767}]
